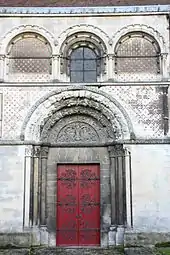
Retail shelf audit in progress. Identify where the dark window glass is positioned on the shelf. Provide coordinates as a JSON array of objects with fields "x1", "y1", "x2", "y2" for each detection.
[
  {"x1": 70, "y1": 71, "x2": 84, "y2": 83},
  {"x1": 70, "y1": 47, "x2": 97, "y2": 82}
]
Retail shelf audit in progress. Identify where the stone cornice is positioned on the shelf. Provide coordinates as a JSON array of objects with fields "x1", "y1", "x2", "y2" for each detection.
[
  {"x1": 0, "y1": 81, "x2": 169, "y2": 87},
  {"x1": 0, "y1": 6, "x2": 169, "y2": 17},
  {"x1": 0, "y1": 139, "x2": 170, "y2": 145}
]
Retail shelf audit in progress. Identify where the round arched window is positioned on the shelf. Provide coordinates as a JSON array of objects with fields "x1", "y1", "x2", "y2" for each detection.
[{"x1": 69, "y1": 46, "x2": 98, "y2": 82}]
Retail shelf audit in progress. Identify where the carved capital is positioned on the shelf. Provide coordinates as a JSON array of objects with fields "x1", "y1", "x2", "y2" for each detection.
[
  {"x1": 25, "y1": 145, "x2": 33, "y2": 157},
  {"x1": 33, "y1": 146, "x2": 41, "y2": 157},
  {"x1": 161, "y1": 53, "x2": 168, "y2": 61},
  {"x1": 0, "y1": 54, "x2": 5, "y2": 61},
  {"x1": 108, "y1": 54, "x2": 115, "y2": 60},
  {"x1": 108, "y1": 145, "x2": 124, "y2": 157},
  {"x1": 41, "y1": 146, "x2": 49, "y2": 158},
  {"x1": 53, "y1": 54, "x2": 60, "y2": 60}
]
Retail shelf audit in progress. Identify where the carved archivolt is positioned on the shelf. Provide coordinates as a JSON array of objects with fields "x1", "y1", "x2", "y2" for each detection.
[
  {"x1": 0, "y1": 24, "x2": 56, "y2": 55},
  {"x1": 40, "y1": 106, "x2": 118, "y2": 143},
  {"x1": 59, "y1": 30, "x2": 107, "y2": 76},
  {"x1": 21, "y1": 87, "x2": 134, "y2": 142},
  {"x1": 57, "y1": 24, "x2": 112, "y2": 54},
  {"x1": 112, "y1": 24, "x2": 166, "y2": 53}
]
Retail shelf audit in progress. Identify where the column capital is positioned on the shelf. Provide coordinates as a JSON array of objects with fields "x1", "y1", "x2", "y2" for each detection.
[
  {"x1": 0, "y1": 54, "x2": 5, "y2": 60},
  {"x1": 108, "y1": 145, "x2": 124, "y2": 157},
  {"x1": 25, "y1": 145, "x2": 33, "y2": 157},
  {"x1": 52, "y1": 54, "x2": 61, "y2": 60},
  {"x1": 108, "y1": 53, "x2": 115, "y2": 60},
  {"x1": 33, "y1": 146, "x2": 41, "y2": 157},
  {"x1": 41, "y1": 146, "x2": 49, "y2": 158}
]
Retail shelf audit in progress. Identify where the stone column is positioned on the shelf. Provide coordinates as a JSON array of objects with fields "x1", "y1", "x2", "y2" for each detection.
[
  {"x1": 52, "y1": 54, "x2": 60, "y2": 82},
  {"x1": 33, "y1": 146, "x2": 41, "y2": 226},
  {"x1": 39, "y1": 146, "x2": 49, "y2": 245},
  {"x1": 161, "y1": 53, "x2": 168, "y2": 80},
  {"x1": 0, "y1": 55, "x2": 5, "y2": 82},
  {"x1": 23, "y1": 145, "x2": 33, "y2": 229},
  {"x1": 108, "y1": 145, "x2": 117, "y2": 246},
  {"x1": 40, "y1": 146, "x2": 49, "y2": 226},
  {"x1": 107, "y1": 54, "x2": 114, "y2": 81},
  {"x1": 108, "y1": 145, "x2": 125, "y2": 246}
]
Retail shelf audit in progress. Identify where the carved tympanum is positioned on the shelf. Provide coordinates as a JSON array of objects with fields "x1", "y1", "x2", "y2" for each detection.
[{"x1": 57, "y1": 122, "x2": 99, "y2": 143}]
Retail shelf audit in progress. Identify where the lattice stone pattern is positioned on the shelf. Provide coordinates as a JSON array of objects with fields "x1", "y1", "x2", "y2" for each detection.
[{"x1": 1, "y1": 86, "x2": 163, "y2": 140}]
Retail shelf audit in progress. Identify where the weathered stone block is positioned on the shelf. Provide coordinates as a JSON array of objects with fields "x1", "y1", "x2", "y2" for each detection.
[
  {"x1": 0, "y1": 233, "x2": 32, "y2": 247},
  {"x1": 0, "y1": 249, "x2": 29, "y2": 255},
  {"x1": 124, "y1": 232, "x2": 170, "y2": 246}
]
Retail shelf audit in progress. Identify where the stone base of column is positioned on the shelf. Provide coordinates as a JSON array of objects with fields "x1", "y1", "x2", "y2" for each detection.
[
  {"x1": 116, "y1": 225, "x2": 125, "y2": 246},
  {"x1": 108, "y1": 225, "x2": 117, "y2": 246},
  {"x1": 39, "y1": 226, "x2": 49, "y2": 245},
  {"x1": 48, "y1": 232, "x2": 56, "y2": 246}
]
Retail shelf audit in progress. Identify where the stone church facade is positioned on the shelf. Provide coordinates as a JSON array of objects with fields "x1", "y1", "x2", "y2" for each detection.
[{"x1": 0, "y1": 4, "x2": 170, "y2": 247}]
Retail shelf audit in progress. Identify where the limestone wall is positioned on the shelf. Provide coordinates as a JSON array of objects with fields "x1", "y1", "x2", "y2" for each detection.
[
  {"x1": 126, "y1": 144, "x2": 170, "y2": 232},
  {"x1": 0, "y1": 146, "x2": 24, "y2": 231}
]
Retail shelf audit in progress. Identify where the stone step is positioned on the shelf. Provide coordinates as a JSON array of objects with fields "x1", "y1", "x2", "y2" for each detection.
[
  {"x1": 32, "y1": 248, "x2": 124, "y2": 255},
  {"x1": 0, "y1": 248, "x2": 124, "y2": 255},
  {"x1": 0, "y1": 247, "x2": 160, "y2": 255}
]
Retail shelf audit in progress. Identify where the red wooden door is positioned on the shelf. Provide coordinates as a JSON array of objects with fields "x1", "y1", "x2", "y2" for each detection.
[{"x1": 56, "y1": 164, "x2": 100, "y2": 246}]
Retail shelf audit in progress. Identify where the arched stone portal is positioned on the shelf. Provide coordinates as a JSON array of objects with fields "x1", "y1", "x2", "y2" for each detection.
[{"x1": 22, "y1": 88, "x2": 133, "y2": 247}]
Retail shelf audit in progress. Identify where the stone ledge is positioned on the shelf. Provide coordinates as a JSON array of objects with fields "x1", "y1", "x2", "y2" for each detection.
[
  {"x1": 0, "y1": 232, "x2": 37, "y2": 247},
  {"x1": 0, "y1": 249, "x2": 29, "y2": 255},
  {"x1": 0, "y1": 248, "x2": 124, "y2": 255},
  {"x1": 124, "y1": 231, "x2": 170, "y2": 246}
]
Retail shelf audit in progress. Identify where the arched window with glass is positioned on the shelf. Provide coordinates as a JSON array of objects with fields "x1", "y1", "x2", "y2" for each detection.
[
  {"x1": 69, "y1": 46, "x2": 98, "y2": 83},
  {"x1": 7, "y1": 32, "x2": 52, "y2": 82},
  {"x1": 60, "y1": 32, "x2": 107, "y2": 83},
  {"x1": 114, "y1": 32, "x2": 161, "y2": 81}
]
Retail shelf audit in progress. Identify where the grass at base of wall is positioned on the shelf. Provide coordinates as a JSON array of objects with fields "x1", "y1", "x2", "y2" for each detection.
[{"x1": 157, "y1": 248, "x2": 170, "y2": 255}]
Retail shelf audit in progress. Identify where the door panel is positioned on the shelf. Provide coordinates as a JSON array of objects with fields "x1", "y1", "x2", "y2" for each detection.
[
  {"x1": 56, "y1": 164, "x2": 100, "y2": 246},
  {"x1": 56, "y1": 165, "x2": 79, "y2": 246},
  {"x1": 79, "y1": 165, "x2": 100, "y2": 246}
]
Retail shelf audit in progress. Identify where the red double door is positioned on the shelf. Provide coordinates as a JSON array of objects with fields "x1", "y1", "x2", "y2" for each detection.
[{"x1": 56, "y1": 164, "x2": 100, "y2": 246}]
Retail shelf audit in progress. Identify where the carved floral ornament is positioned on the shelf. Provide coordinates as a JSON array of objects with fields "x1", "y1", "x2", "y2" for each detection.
[
  {"x1": 56, "y1": 122, "x2": 99, "y2": 143},
  {"x1": 21, "y1": 87, "x2": 134, "y2": 142}
]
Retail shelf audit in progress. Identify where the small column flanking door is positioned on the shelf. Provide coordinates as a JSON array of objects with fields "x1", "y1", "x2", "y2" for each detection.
[{"x1": 56, "y1": 164, "x2": 100, "y2": 247}]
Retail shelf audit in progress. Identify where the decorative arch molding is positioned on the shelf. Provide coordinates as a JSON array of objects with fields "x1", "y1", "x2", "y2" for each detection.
[
  {"x1": 57, "y1": 24, "x2": 112, "y2": 54},
  {"x1": 40, "y1": 104, "x2": 120, "y2": 143},
  {"x1": 112, "y1": 24, "x2": 166, "y2": 53},
  {"x1": 20, "y1": 86, "x2": 134, "y2": 141},
  {"x1": 0, "y1": 24, "x2": 56, "y2": 55},
  {"x1": 41, "y1": 96, "x2": 120, "y2": 132},
  {"x1": 59, "y1": 29, "x2": 107, "y2": 76}
]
